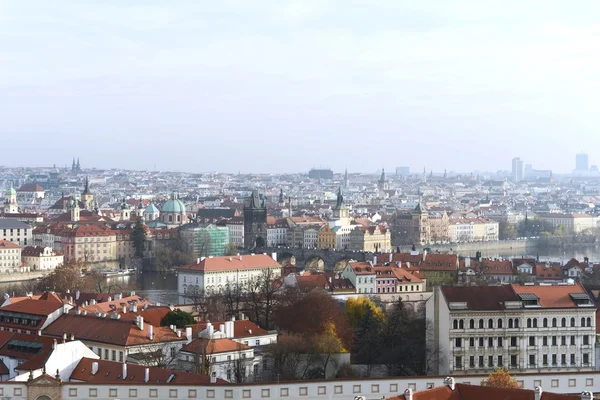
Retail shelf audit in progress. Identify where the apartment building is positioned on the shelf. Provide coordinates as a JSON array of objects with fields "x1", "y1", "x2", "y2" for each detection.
[
  {"x1": 348, "y1": 225, "x2": 391, "y2": 252},
  {"x1": 177, "y1": 254, "x2": 281, "y2": 296},
  {"x1": 21, "y1": 246, "x2": 63, "y2": 271},
  {"x1": 427, "y1": 283, "x2": 596, "y2": 375},
  {"x1": 0, "y1": 219, "x2": 32, "y2": 247},
  {"x1": 0, "y1": 240, "x2": 21, "y2": 273},
  {"x1": 539, "y1": 213, "x2": 596, "y2": 235}
]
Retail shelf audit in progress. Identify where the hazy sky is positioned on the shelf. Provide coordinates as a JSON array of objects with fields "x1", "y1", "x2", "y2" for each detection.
[{"x1": 1, "y1": 1, "x2": 599, "y2": 174}]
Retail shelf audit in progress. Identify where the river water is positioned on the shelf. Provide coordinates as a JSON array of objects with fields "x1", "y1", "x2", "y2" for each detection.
[{"x1": 3, "y1": 245, "x2": 600, "y2": 304}]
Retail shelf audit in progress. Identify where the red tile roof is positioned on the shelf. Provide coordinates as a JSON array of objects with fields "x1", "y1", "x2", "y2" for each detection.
[
  {"x1": 512, "y1": 282, "x2": 588, "y2": 308},
  {"x1": 181, "y1": 337, "x2": 250, "y2": 354},
  {"x1": 441, "y1": 285, "x2": 518, "y2": 310},
  {"x1": 69, "y1": 357, "x2": 225, "y2": 384},
  {"x1": 1, "y1": 298, "x2": 64, "y2": 315},
  {"x1": 179, "y1": 254, "x2": 279, "y2": 273},
  {"x1": 0, "y1": 240, "x2": 20, "y2": 249}
]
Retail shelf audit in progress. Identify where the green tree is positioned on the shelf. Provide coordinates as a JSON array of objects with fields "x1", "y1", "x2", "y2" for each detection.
[
  {"x1": 131, "y1": 220, "x2": 147, "y2": 258},
  {"x1": 499, "y1": 221, "x2": 517, "y2": 240},
  {"x1": 160, "y1": 309, "x2": 195, "y2": 328},
  {"x1": 345, "y1": 296, "x2": 385, "y2": 328},
  {"x1": 224, "y1": 242, "x2": 238, "y2": 256},
  {"x1": 353, "y1": 307, "x2": 384, "y2": 376}
]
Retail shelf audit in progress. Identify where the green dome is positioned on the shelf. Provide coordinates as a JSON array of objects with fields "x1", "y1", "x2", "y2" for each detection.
[
  {"x1": 161, "y1": 199, "x2": 186, "y2": 213},
  {"x1": 6, "y1": 187, "x2": 16, "y2": 196}
]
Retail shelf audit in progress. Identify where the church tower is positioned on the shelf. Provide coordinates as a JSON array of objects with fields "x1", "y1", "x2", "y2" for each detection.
[
  {"x1": 81, "y1": 177, "x2": 94, "y2": 211},
  {"x1": 120, "y1": 198, "x2": 130, "y2": 221},
  {"x1": 3, "y1": 186, "x2": 18, "y2": 214},
  {"x1": 331, "y1": 187, "x2": 350, "y2": 227},
  {"x1": 70, "y1": 196, "x2": 80, "y2": 222},
  {"x1": 243, "y1": 190, "x2": 267, "y2": 248},
  {"x1": 377, "y1": 168, "x2": 388, "y2": 198},
  {"x1": 344, "y1": 168, "x2": 349, "y2": 189}
]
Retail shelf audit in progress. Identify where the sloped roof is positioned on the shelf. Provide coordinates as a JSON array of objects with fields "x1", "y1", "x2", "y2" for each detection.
[{"x1": 441, "y1": 285, "x2": 518, "y2": 310}]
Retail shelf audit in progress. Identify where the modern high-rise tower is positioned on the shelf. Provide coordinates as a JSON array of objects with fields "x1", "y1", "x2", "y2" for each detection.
[
  {"x1": 576, "y1": 153, "x2": 589, "y2": 171},
  {"x1": 511, "y1": 157, "x2": 524, "y2": 182}
]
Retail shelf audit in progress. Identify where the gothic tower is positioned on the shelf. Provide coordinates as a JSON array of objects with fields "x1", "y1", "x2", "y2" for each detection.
[
  {"x1": 331, "y1": 187, "x2": 350, "y2": 226},
  {"x1": 344, "y1": 168, "x2": 349, "y2": 188},
  {"x1": 243, "y1": 189, "x2": 267, "y2": 248},
  {"x1": 70, "y1": 195, "x2": 80, "y2": 222}
]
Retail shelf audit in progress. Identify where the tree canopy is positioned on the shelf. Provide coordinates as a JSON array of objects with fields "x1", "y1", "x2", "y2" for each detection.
[
  {"x1": 160, "y1": 309, "x2": 195, "y2": 328},
  {"x1": 344, "y1": 296, "x2": 385, "y2": 328},
  {"x1": 481, "y1": 368, "x2": 520, "y2": 388}
]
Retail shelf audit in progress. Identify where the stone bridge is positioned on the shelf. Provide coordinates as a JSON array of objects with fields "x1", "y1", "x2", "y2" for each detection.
[{"x1": 256, "y1": 247, "x2": 378, "y2": 272}]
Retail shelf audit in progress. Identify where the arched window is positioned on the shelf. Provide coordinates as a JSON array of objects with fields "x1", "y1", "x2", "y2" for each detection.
[
  {"x1": 543, "y1": 318, "x2": 548, "y2": 328},
  {"x1": 470, "y1": 319, "x2": 475, "y2": 329},
  {"x1": 571, "y1": 318, "x2": 575, "y2": 327},
  {"x1": 514, "y1": 319, "x2": 519, "y2": 328},
  {"x1": 561, "y1": 318, "x2": 566, "y2": 328},
  {"x1": 508, "y1": 319, "x2": 514, "y2": 329},
  {"x1": 552, "y1": 318, "x2": 557, "y2": 327},
  {"x1": 587, "y1": 317, "x2": 592, "y2": 327},
  {"x1": 527, "y1": 318, "x2": 531, "y2": 328},
  {"x1": 497, "y1": 319, "x2": 503, "y2": 329},
  {"x1": 479, "y1": 319, "x2": 484, "y2": 329},
  {"x1": 533, "y1": 318, "x2": 537, "y2": 328},
  {"x1": 488, "y1": 319, "x2": 493, "y2": 329},
  {"x1": 459, "y1": 320, "x2": 464, "y2": 329},
  {"x1": 581, "y1": 317, "x2": 586, "y2": 327},
  {"x1": 453, "y1": 320, "x2": 458, "y2": 330}
]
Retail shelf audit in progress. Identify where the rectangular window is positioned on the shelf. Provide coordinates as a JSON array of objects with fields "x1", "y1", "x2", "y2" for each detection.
[
  {"x1": 498, "y1": 355, "x2": 503, "y2": 367},
  {"x1": 511, "y1": 355, "x2": 517, "y2": 367},
  {"x1": 479, "y1": 338, "x2": 484, "y2": 347},
  {"x1": 89, "y1": 389, "x2": 98, "y2": 398},
  {"x1": 69, "y1": 389, "x2": 77, "y2": 397},
  {"x1": 469, "y1": 356, "x2": 475, "y2": 368},
  {"x1": 109, "y1": 389, "x2": 117, "y2": 397},
  {"x1": 469, "y1": 337, "x2": 474, "y2": 347},
  {"x1": 552, "y1": 354, "x2": 557, "y2": 365},
  {"x1": 571, "y1": 336, "x2": 575, "y2": 345},
  {"x1": 488, "y1": 355, "x2": 493, "y2": 367},
  {"x1": 529, "y1": 336, "x2": 535, "y2": 346},
  {"x1": 455, "y1": 356, "x2": 462, "y2": 370},
  {"x1": 543, "y1": 336, "x2": 548, "y2": 346},
  {"x1": 479, "y1": 356, "x2": 484, "y2": 367},
  {"x1": 543, "y1": 354, "x2": 548, "y2": 365},
  {"x1": 552, "y1": 336, "x2": 557, "y2": 346},
  {"x1": 112, "y1": 350, "x2": 116, "y2": 361},
  {"x1": 104, "y1": 349, "x2": 109, "y2": 359},
  {"x1": 455, "y1": 338, "x2": 462, "y2": 347},
  {"x1": 571, "y1": 354, "x2": 575, "y2": 365},
  {"x1": 583, "y1": 336, "x2": 589, "y2": 345},
  {"x1": 510, "y1": 336, "x2": 517, "y2": 347},
  {"x1": 169, "y1": 389, "x2": 178, "y2": 398},
  {"x1": 529, "y1": 354, "x2": 535, "y2": 366},
  {"x1": 583, "y1": 353, "x2": 590, "y2": 365},
  {"x1": 488, "y1": 337, "x2": 493, "y2": 347},
  {"x1": 561, "y1": 354, "x2": 566, "y2": 365},
  {"x1": 129, "y1": 389, "x2": 137, "y2": 398},
  {"x1": 561, "y1": 336, "x2": 566, "y2": 346},
  {"x1": 497, "y1": 337, "x2": 503, "y2": 348}
]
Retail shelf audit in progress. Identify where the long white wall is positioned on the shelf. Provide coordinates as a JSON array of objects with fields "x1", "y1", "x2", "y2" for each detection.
[{"x1": 14, "y1": 371, "x2": 598, "y2": 400}]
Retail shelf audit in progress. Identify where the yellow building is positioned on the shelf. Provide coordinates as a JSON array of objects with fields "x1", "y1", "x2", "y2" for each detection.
[
  {"x1": 348, "y1": 225, "x2": 391, "y2": 252},
  {"x1": 317, "y1": 225, "x2": 336, "y2": 249}
]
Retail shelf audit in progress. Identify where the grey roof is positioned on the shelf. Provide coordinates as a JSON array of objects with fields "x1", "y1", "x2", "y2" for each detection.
[
  {"x1": 0, "y1": 219, "x2": 31, "y2": 229},
  {"x1": 196, "y1": 209, "x2": 237, "y2": 219}
]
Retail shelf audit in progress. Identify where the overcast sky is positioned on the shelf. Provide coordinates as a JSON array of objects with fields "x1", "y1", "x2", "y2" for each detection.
[{"x1": 1, "y1": 1, "x2": 599, "y2": 174}]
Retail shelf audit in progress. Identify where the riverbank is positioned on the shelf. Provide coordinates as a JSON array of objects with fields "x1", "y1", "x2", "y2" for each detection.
[{"x1": 0, "y1": 271, "x2": 46, "y2": 283}]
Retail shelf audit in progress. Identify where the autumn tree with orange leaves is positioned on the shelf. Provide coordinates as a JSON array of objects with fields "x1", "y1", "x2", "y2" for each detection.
[{"x1": 481, "y1": 368, "x2": 520, "y2": 388}]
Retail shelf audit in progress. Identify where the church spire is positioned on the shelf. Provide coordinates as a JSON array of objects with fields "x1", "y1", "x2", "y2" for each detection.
[{"x1": 82, "y1": 176, "x2": 90, "y2": 195}]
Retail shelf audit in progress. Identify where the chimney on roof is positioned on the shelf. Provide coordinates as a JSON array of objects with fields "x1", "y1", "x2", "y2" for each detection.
[
  {"x1": 207, "y1": 322, "x2": 214, "y2": 338},
  {"x1": 210, "y1": 375, "x2": 217, "y2": 384},
  {"x1": 443, "y1": 377, "x2": 455, "y2": 391},
  {"x1": 62, "y1": 333, "x2": 67, "y2": 343},
  {"x1": 271, "y1": 252, "x2": 277, "y2": 262},
  {"x1": 90, "y1": 299, "x2": 96, "y2": 305},
  {"x1": 148, "y1": 324, "x2": 153, "y2": 340},
  {"x1": 197, "y1": 257, "x2": 200, "y2": 264},
  {"x1": 581, "y1": 391, "x2": 593, "y2": 400},
  {"x1": 404, "y1": 388, "x2": 413, "y2": 400},
  {"x1": 534, "y1": 387, "x2": 543, "y2": 400},
  {"x1": 176, "y1": 330, "x2": 182, "y2": 338},
  {"x1": 37, "y1": 330, "x2": 42, "y2": 336},
  {"x1": 122, "y1": 363, "x2": 127, "y2": 380},
  {"x1": 422, "y1": 249, "x2": 428, "y2": 262},
  {"x1": 91, "y1": 362, "x2": 98, "y2": 375},
  {"x1": 130, "y1": 291, "x2": 136, "y2": 296},
  {"x1": 201, "y1": 257, "x2": 205, "y2": 262},
  {"x1": 185, "y1": 327, "x2": 192, "y2": 344},
  {"x1": 389, "y1": 253, "x2": 393, "y2": 263},
  {"x1": 107, "y1": 296, "x2": 112, "y2": 302},
  {"x1": 137, "y1": 316, "x2": 144, "y2": 331},
  {"x1": 122, "y1": 304, "x2": 127, "y2": 314},
  {"x1": 219, "y1": 324, "x2": 225, "y2": 335},
  {"x1": 465, "y1": 257, "x2": 471, "y2": 268},
  {"x1": 144, "y1": 367, "x2": 150, "y2": 383},
  {"x1": 52, "y1": 339, "x2": 57, "y2": 349},
  {"x1": 168, "y1": 304, "x2": 174, "y2": 311},
  {"x1": 82, "y1": 310, "x2": 87, "y2": 316},
  {"x1": 132, "y1": 303, "x2": 138, "y2": 313},
  {"x1": 70, "y1": 333, "x2": 75, "y2": 341}
]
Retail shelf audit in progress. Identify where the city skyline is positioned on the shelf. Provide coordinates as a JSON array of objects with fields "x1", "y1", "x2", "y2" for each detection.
[{"x1": 1, "y1": 1, "x2": 599, "y2": 173}]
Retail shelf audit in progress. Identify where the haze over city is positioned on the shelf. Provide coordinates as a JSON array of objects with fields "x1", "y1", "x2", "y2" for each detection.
[{"x1": 1, "y1": 1, "x2": 598, "y2": 173}]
